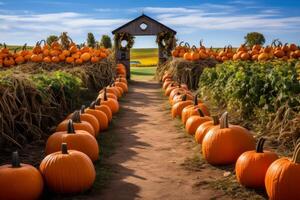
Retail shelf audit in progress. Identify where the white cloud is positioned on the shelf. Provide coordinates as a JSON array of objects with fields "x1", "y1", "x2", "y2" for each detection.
[
  {"x1": 141, "y1": 5, "x2": 300, "y2": 31},
  {"x1": 0, "y1": 11, "x2": 128, "y2": 44}
]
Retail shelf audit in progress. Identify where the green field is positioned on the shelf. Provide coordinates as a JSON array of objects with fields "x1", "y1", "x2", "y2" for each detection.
[
  {"x1": 130, "y1": 66, "x2": 156, "y2": 79},
  {"x1": 130, "y1": 48, "x2": 158, "y2": 67}
]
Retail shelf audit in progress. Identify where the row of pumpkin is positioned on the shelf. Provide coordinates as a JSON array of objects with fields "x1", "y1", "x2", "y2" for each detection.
[
  {"x1": 172, "y1": 41, "x2": 300, "y2": 62},
  {"x1": 0, "y1": 64, "x2": 128, "y2": 200},
  {"x1": 0, "y1": 38, "x2": 110, "y2": 68},
  {"x1": 162, "y1": 72, "x2": 300, "y2": 200}
]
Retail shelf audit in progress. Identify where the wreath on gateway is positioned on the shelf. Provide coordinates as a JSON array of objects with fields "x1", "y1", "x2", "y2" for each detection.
[
  {"x1": 114, "y1": 32, "x2": 135, "y2": 51},
  {"x1": 156, "y1": 31, "x2": 176, "y2": 52}
]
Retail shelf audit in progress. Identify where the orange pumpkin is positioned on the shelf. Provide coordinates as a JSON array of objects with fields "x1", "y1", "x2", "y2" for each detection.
[
  {"x1": 185, "y1": 109, "x2": 211, "y2": 135},
  {"x1": 235, "y1": 138, "x2": 278, "y2": 188},
  {"x1": 202, "y1": 112, "x2": 255, "y2": 165},
  {"x1": 31, "y1": 54, "x2": 43, "y2": 62},
  {"x1": 56, "y1": 111, "x2": 95, "y2": 137},
  {"x1": 265, "y1": 143, "x2": 300, "y2": 200},
  {"x1": 195, "y1": 116, "x2": 219, "y2": 144},
  {"x1": 85, "y1": 101, "x2": 109, "y2": 130},
  {"x1": 0, "y1": 151, "x2": 44, "y2": 200},
  {"x1": 67, "y1": 107, "x2": 100, "y2": 136},
  {"x1": 40, "y1": 143, "x2": 95, "y2": 194},
  {"x1": 171, "y1": 95, "x2": 193, "y2": 118},
  {"x1": 181, "y1": 96, "x2": 209, "y2": 124},
  {"x1": 45, "y1": 120, "x2": 99, "y2": 161},
  {"x1": 81, "y1": 52, "x2": 91, "y2": 61},
  {"x1": 100, "y1": 88, "x2": 119, "y2": 114},
  {"x1": 95, "y1": 98, "x2": 113, "y2": 122}
]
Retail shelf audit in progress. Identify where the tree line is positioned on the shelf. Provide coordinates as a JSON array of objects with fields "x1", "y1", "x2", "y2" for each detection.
[{"x1": 46, "y1": 33, "x2": 112, "y2": 48}]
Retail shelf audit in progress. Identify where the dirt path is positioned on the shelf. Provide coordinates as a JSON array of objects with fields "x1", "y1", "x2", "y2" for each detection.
[{"x1": 88, "y1": 77, "x2": 231, "y2": 200}]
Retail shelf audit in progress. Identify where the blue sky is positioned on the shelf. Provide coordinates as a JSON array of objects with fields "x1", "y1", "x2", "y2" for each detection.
[{"x1": 0, "y1": 0, "x2": 299, "y2": 48}]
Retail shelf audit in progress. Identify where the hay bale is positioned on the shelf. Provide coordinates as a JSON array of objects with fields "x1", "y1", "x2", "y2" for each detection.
[
  {"x1": 0, "y1": 58, "x2": 116, "y2": 149},
  {"x1": 156, "y1": 58, "x2": 217, "y2": 90}
]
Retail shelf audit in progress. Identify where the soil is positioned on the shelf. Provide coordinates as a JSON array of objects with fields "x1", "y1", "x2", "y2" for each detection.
[{"x1": 88, "y1": 78, "x2": 230, "y2": 200}]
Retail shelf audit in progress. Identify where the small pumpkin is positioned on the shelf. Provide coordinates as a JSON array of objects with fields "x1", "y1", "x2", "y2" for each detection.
[
  {"x1": 195, "y1": 116, "x2": 219, "y2": 144},
  {"x1": 0, "y1": 151, "x2": 44, "y2": 200},
  {"x1": 185, "y1": 109, "x2": 212, "y2": 135},
  {"x1": 171, "y1": 94, "x2": 193, "y2": 118},
  {"x1": 81, "y1": 52, "x2": 91, "y2": 61},
  {"x1": 235, "y1": 137, "x2": 278, "y2": 188},
  {"x1": 67, "y1": 106, "x2": 100, "y2": 136},
  {"x1": 100, "y1": 88, "x2": 119, "y2": 114},
  {"x1": 265, "y1": 143, "x2": 300, "y2": 200},
  {"x1": 202, "y1": 112, "x2": 255, "y2": 165},
  {"x1": 45, "y1": 120, "x2": 99, "y2": 161},
  {"x1": 95, "y1": 98, "x2": 113, "y2": 122},
  {"x1": 86, "y1": 101, "x2": 109, "y2": 130},
  {"x1": 56, "y1": 110, "x2": 95, "y2": 137},
  {"x1": 40, "y1": 143, "x2": 96, "y2": 194},
  {"x1": 181, "y1": 96, "x2": 209, "y2": 124},
  {"x1": 114, "y1": 81, "x2": 128, "y2": 93}
]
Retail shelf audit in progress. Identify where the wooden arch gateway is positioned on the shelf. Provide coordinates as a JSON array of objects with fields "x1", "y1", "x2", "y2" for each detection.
[{"x1": 112, "y1": 14, "x2": 177, "y2": 79}]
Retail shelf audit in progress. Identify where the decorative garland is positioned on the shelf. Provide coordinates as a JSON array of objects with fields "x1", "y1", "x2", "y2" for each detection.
[
  {"x1": 156, "y1": 31, "x2": 176, "y2": 55},
  {"x1": 114, "y1": 32, "x2": 135, "y2": 51}
]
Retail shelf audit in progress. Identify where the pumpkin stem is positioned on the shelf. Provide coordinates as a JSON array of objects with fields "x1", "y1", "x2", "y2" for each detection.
[
  {"x1": 212, "y1": 116, "x2": 219, "y2": 125},
  {"x1": 80, "y1": 105, "x2": 85, "y2": 114},
  {"x1": 291, "y1": 143, "x2": 300, "y2": 163},
  {"x1": 256, "y1": 137, "x2": 266, "y2": 153},
  {"x1": 12, "y1": 151, "x2": 21, "y2": 168},
  {"x1": 89, "y1": 101, "x2": 96, "y2": 109},
  {"x1": 181, "y1": 94, "x2": 187, "y2": 101},
  {"x1": 104, "y1": 88, "x2": 108, "y2": 101},
  {"x1": 220, "y1": 112, "x2": 229, "y2": 129},
  {"x1": 194, "y1": 95, "x2": 198, "y2": 105},
  {"x1": 72, "y1": 110, "x2": 81, "y2": 123},
  {"x1": 67, "y1": 120, "x2": 75, "y2": 134},
  {"x1": 198, "y1": 108, "x2": 205, "y2": 117},
  {"x1": 95, "y1": 98, "x2": 101, "y2": 105},
  {"x1": 61, "y1": 143, "x2": 68, "y2": 154}
]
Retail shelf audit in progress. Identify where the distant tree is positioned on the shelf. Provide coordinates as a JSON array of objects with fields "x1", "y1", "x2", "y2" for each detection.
[
  {"x1": 244, "y1": 32, "x2": 266, "y2": 47},
  {"x1": 46, "y1": 35, "x2": 58, "y2": 45},
  {"x1": 87, "y1": 33, "x2": 96, "y2": 48},
  {"x1": 100, "y1": 35, "x2": 112, "y2": 48}
]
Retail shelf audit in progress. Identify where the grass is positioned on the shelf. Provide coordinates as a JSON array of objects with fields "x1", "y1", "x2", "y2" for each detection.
[
  {"x1": 130, "y1": 66, "x2": 156, "y2": 79},
  {"x1": 1, "y1": 44, "x2": 33, "y2": 50},
  {"x1": 130, "y1": 48, "x2": 158, "y2": 67}
]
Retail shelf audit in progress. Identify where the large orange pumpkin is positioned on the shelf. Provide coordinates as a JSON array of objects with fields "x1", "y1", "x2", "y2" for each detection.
[
  {"x1": 265, "y1": 143, "x2": 300, "y2": 200},
  {"x1": 45, "y1": 120, "x2": 99, "y2": 161},
  {"x1": 0, "y1": 152, "x2": 44, "y2": 200},
  {"x1": 202, "y1": 112, "x2": 255, "y2": 165},
  {"x1": 235, "y1": 138, "x2": 278, "y2": 188},
  {"x1": 40, "y1": 143, "x2": 96, "y2": 194}
]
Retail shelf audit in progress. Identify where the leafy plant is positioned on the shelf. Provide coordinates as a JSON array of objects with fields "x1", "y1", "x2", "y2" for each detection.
[{"x1": 199, "y1": 60, "x2": 300, "y2": 120}]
